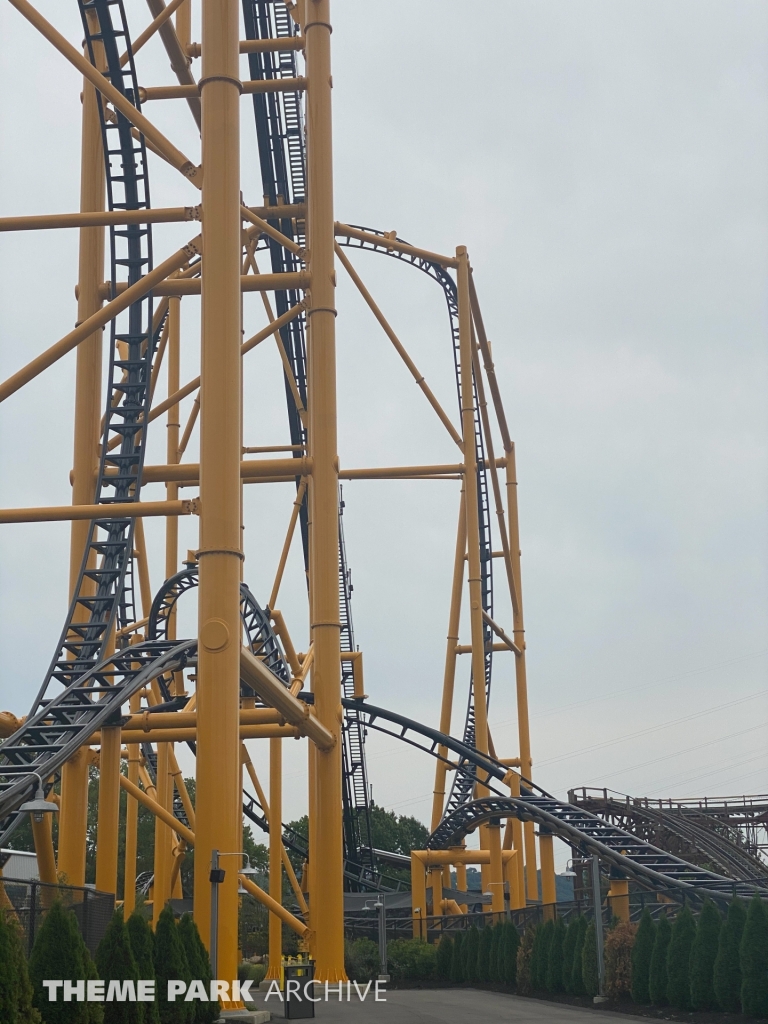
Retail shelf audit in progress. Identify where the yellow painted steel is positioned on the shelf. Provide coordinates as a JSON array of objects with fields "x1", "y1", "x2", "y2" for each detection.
[
  {"x1": 608, "y1": 878, "x2": 630, "y2": 922},
  {"x1": 95, "y1": 726, "x2": 121, "y2": 895},
  {"x1": 539, "y1": 832, "x2": 557, "y2": 913},
  {"x1": 152, "y1": 741, "x2": 173, "y2": 925},
  {"x1": 305, "y1": 0, "x2": 346, "y2": 982},
  {"x1": 192, "y1": 0, "x2": 243, "y2": 992},
  {"x1": 30, "y1": 811, "x2": 57, "y2": 887},
  {"x1": 266, "y1": 738, "x2": 283, "y2": 979},
  {"x1": 487, "y1": 822, "x2": 505, "y2": 913},
  {"x1": 123, "y1": 694, "x2": 141, "y2": 916}
]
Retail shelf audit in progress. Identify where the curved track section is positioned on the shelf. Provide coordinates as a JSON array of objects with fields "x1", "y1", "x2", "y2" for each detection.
[{"x1": 345, "y1": 699, "x2": 768, "y2": 905}]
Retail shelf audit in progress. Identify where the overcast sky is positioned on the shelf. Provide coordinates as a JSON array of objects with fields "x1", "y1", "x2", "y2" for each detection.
[{"x1": 1, "y1": 1, "x2": 767, "y2": 867}]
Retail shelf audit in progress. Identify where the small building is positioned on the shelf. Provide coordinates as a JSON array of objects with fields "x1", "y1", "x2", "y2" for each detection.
[{"x1": 0, "y1": 848, "x2": 39, "y2": 881}]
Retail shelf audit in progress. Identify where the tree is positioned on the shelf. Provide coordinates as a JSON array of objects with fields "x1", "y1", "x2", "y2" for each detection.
[
  {"x1": 477, "y1": 925, "x2": 493, "y2": 983},
  {"x1": 571, "y1": 917, "x2": 588, "y2": 996},
  {"x1": 740, "y1": 894, "x2": 768, "y2": 1019},
  {"x1": 581, "y1": 922, "x2": 599, "y2": 998},
  {"x1": 515, "y1": 927, "x2": 535, "y2": 996},
  {"x1": 95, "y1": 910, "x2": 140, "y2": 1024},
  {"x1": 649, "y1": 914, "x2": 671, "y2": 1006},
  {"x1": 177, "y1": 915, "x2": 217, "y2": 1024},
  {"x1": 449, "y1": 931, "x2": 464, "y2": 984},
  {"x1": 690, "y1": 900, "x2": 721, "y2": 1011},
  {"x1": 713, "y1": 897, "x2": 746, "y2": 1013},
  {"x1": 462, "y1": 926, "x2": 480, "y2": 984},
  {"x1": 153, "y1": 907, "x2": 191, "y2": 1024},
  {"x1": 488, "y1": 924, "x2": 501, "y2": 983},
  {"x1": 502, "y1": 923, "x2": 520, "y2": 988},
  {"x1": 29, "y1": 900, "x2": 89, "y2": 1024},
  {"x1": 7, "y1": 912, "x2": 41, "y2": 1024},
  {"x1": 630, "y1": 909, "x2": 655, "y2": 1004},
  {"x1": 435, "y1": 935, "x2": 453, "y2": 982},
  {"x1": 604, "y1": 921, "x2": 636, "y2": 1001},
  {"x1": 546, "y1": 918, "x2": 566, "y2": 993},
  {"x1": 561, "y1": 917, "x2": 577, "y2": 994},
  {"x1": 666, "y1": 906, "x2": 696, "y2": 1010},
  {"x1": 0, "y1": 909, "x2": 21, "y2": 1024},
  {"x1": 126, "y1": 913, "x2": 159, "y2": 1024},
  {"x1": 532, "y1": 919, "x2": 553, "y2": 990}
]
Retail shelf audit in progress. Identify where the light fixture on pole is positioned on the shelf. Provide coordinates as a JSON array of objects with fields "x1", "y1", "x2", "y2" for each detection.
[{"x1": 18, "y1": 772, "x2": 57, "y2": 824}]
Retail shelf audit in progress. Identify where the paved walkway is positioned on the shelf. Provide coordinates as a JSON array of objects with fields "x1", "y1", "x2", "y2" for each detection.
[{"x1": 252, "y1": 987, "x2": 649, "y2": 1023}]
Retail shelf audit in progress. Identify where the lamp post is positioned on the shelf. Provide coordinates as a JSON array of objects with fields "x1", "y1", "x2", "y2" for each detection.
[
  {"x1": 210, "y1": 851, "x2": 257, "y2": 978},
  {"x1": 590, "y1": 855, "x2": 607, "y2": 1002},
  {"x1": 364, "y1": 899, "x2": 388, "y2": 981}
]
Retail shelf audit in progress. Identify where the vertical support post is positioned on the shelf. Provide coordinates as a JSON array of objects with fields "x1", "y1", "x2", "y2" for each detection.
[
  {"x1": 504, "y1": 448, "x2": 537, "y2": 900},
  {"x1": 377, "y1": 901, "x2": 388, "y2": 980},
  {"x1": 305, "y1": 0, "x2": 345, "y2": 983},
  {"x1": 176, "y1": 0, "x2": 191, "y2": 50},
  {"x1": 410, "y1": 854, "x2": 427, "y2": 940},
  {"x1": 193, "y1": 0, "x2": 242, "y2": 991},
  {"x1": 30, "y1": 813, "x2": 57, "y2": 888},
  {"x1": 431, "y1": 489, "x2": 466, "y2": 831},
  {"x1": 455, "y1": 860, "x2": 468, "y2": 913},
  {"x1": 505, "y1": 851, "x2": 524, "y2": 910},
  {"x1": 166, "y1": 296, "x2": 182, "y2": 693},
  {"x1": 266, "y1": 737, "x2": 283, "y2": 980},
  {"x1": 539, "y1": 831, "x2": 557, "y2": 919},
  {"x1": 503, "y1": 772, "x2": 527, "y2": 905},
  {"x1": 59, "y1": 22, "x2": 105, "y2": 889},
  {"x1": 152, "y1": 741, "x2": 173, "y2": 925},
  {"x1": 428, "y1": 866, "x2": 443, "y2": 918},
  {"x1": 210, "y1": 849, "x2": 220, "y2": 978},
  {"x1": 591, "y1": 855, "x2": 606, "y2": 998},
  {"x1": 123, "y1": 693, "x2": 141, "y2": 916},
  {"x1": 487, "y1": 822, "x2": 505, "y2": 913},
  {"x1": 95, "y1": 725, "x2": 121, "y2": 895},
  {"x1": 607, "y1": 874, "x2": 629, "y2": 923}
]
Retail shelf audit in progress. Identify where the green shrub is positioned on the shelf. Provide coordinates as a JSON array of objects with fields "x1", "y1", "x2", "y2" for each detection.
[
  {"x1": 449, "y1": 931, "x2": 464, "y2": 983},
  {"x1": 536, "y1": 919, "x2": 554, "y2": 990},
  {"x1": 462, "y1": 927, "x2": 480, "y2": 984},
  {"x1": 488, "y1": 924, "x2": 501, "y2": 983},
  {"x1": 152, "y1": 907, "x2": 191, "y2": 1024},
  {"x1": 29, "y1": 900, "x2": 89, "y2": 1024},
  {"x1": 690, "y1": 899, "x2": 720, "y2": 1011},
  {"x1": 571, "y1": 917, "x2": 588, "y2": 996},
  {"x1": 515, "y1": 927, "x2": 535, "y2": 995},
  {"x1": 95, "y1": 909, "x2": 141, "y2": 1024},
  {"x1": 545, "y1": 918, "x2": 565, "y2": 993},
  {"x1": 649, "y1": 914, "x2": 671, "y2": 1006},
  {"x1": 0, "y1": 909, "x2": 21, "y2": 1024},
  {"x1": 7, "y1": 912, "x2": 40, "y2": 1024},
  {"x1": 581, "y1": 922, "x2": 599, "y2": 998},
  {"x1": 126, "y1": 913, "x2": 158, "y2": 1024},
  {"x1": 502, "y1": 923, "x2": 520, "y2": 988},
  {"x1": 237, "y1": 963, "x2": 266, "y2": 987},
  {"x1": 666, "y1": 906, "x2": 696, "y2": 1010},
  {"x1": 386, "y1": 938, "x2": 436, "y2": 982},
  {"x1": 344, "y1": 938, "x2": 379, "y2": 982},
  {"x1": 630, "y1": 909, "x2": 655, "y2": 1004},
  {"x1": 713, "y1": 897, "x2": 746, "y2": 1013},
  {"x1": 740, "y1": 894, "x2": 768, "y2": 1018},
  {"x1": 477, "y1": 926, "x2": 493, "y2": 983},
  {"x1": 178, "y1": 915, "x2": 217, "y2": 1024},
  {"x1": 604, "y1": 920, "x2": 635, "y2": 1001},
  {"x1": 435, "y1": 935, "x2": 453, "y2": 982},
  {"x1": 561, "y1": 917, "x2": 578, "y2": 994}
]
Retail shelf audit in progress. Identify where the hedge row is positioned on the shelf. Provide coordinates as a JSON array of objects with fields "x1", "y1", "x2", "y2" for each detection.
[{"x1": 0, "y1": 902, "x2": 217, "y2": 1024}]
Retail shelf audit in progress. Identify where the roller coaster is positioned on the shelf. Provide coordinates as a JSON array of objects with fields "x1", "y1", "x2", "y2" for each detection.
[{"x1": 0, "y1": 0, "x2": 766, "y2": 1001}]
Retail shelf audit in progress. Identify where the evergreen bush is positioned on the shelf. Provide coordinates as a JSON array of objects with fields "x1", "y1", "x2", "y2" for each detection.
[
  {"x1": 435, "y1": 935, "x2": 453, "y2": 982},
  {"x1": 126, "y1": 913, "x2": 158, "y2": 1024},
  {"x1": 546, "y1": 918, "x2": 566, "y2": 993},
  {"x1": 648, "y1": 914, "x2": 671, "y2": 1006},
  {"x1": 178, "y1": 915, "x2": 217, "y2": 1024},
  {"x1": 561, "y1": 917, "x2": 578, "y2": 994},
  {"x1": 345, "y1": 938, "x2": 379, "y2": 983},
  {"x1": 29, "y1": 900, "x2": 89, "y2": 1024},
  {"x1": 477, "y1": 925, "x2": 493, "y2": 983},
  {"x1": 0, "y1": 909, "x2": 21, "y2": 1024},
  {"x1": 689, "y1": 899, "x2": 721, "y2": 1011},
  {"x1": 740, "y1": 894, "x2": 768, "y2": 1019},
  {"x1": 713, "y1": 897, "x2": 746, "y2": 1013},
  {"x1": 95, "y1": 909, "x2": 141, "y2": 1024},
  {"x1": 666, "y1": 906, "x2": 696, "y2": 1010},
  {"x1": 535, "y1": 919, "x2": 554, "y2": 990},
  {"x1": 502, "y1": 923, "x2": 520, "y2": 988},
  {"x1": 488, "y1": 924, "x2": 501, "y2": 983},
  {"x1": 153, "y1": 907, "x2": 191, "y2": 1024},
  {"x1": 604, "y1": 921, "x2": 635, "y2": 1001},
  {"x1": 571, "y1": 917, "x2": 588, "y2": 996},
  {"x1": 462, "y1": 927, "x2": 480, "y2": 984},
  {"x1": 386, "y1": 938, "x2": 436, "y2": 981},
  {"x1": 449, "y1": 931, "x2": 464, "y2": 984},
  {"x1": 630, "y1": 909, "x2": 655, "y2": 1004},
  {"x1": 515, "y1": 927, "x2": 535, "y2": 995},
  {"x1": 581, "y1": 922, "x2": 599, "y2": 998},
  {"x1": 6, "y1": 911, "x2": 41, "y2": 1024}
]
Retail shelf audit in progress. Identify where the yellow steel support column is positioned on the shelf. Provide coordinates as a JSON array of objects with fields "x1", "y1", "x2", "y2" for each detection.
[
  {"x1": 410, "y1": 854, "x2": 427, "y2": 940},
  {"x1": 305, "y1": 0, "x2": 345, "y2": 982},
  {"x1": 428, "y1": 866, "x2": 443, "y2": 917},
  {"x1": 505, "y1": 850, "x2": 524, "y2": 910},
  {"x1": 152, "y1": 741, "x2": 173, "y2": 924},
  {"x1": 539, "y1": 832, "x2": 557, "y2": 918},
  {"x1": 166, "y1": 296, "x2": 182, "y2": 699},
  {"x1": 487, "y1": 822, "x2": 505, "y2": 913},
  {"x1": 608, "y1": 877, "x2": 630, "y2": 923},
  {"x1": 123, "y1": 693, "x2": 141, "y2": 915},
  {"x1": 59, "y1": 23, "x2": 105, "y2": 889},
  {"x1": 193, "y1": 0, "x2": 242, "y2": 988},
  {"x1": 265, "y1": 738, "x2": 283, "y2": 980},
  {"x1": 431, "y1": 489, "x2": 466, "y2": 831},
  {"x1": 505, "y1": 448, "x2": 537, "y2": 900},
  {"x1": 30, "y1": 813, "x2": 57, "y2": 887},
  {"x1": 455, "y1": 860, "x2": 468, "y2": 913},
  {"x1": 95, "y1": 726, "x2": 121, "y2": 895},
  {"x1": 503, "y1": 772, "x2": 526, "y2": 905}
]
